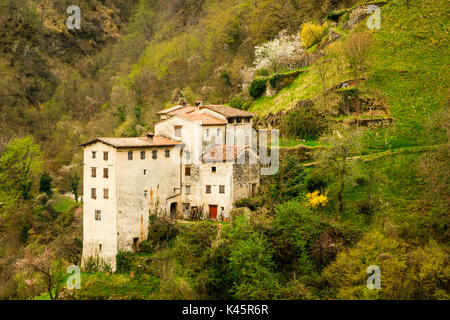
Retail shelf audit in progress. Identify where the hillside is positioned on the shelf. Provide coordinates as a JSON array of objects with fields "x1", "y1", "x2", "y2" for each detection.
[{"x1": 0, "y1": 0, "x2": 448, "y2": 300}]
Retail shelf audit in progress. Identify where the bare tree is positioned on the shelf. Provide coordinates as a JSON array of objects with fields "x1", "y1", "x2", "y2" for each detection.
[{"x1": 316, "y1": 54, "x2": 331, "y2": 110}]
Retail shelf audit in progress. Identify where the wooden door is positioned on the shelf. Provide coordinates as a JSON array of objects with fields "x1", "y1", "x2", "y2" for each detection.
[{"x1": 209, "y1": 205, "x2": 218, "y2": 220}]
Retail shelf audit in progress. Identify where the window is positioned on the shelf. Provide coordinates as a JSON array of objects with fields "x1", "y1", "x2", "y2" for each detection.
[
  {"x1": 237, "y1": 117, "x2": 242, "y2": 123},
  {"x1": 206, "y1": 185, "x2": 211, "y2": 194},
  {"x1": 103, "y1": 168, "x2": 109, "y2": 179},
  {"x1": 103, "y1": 188, "x2": 109, "y2": 199},
  {"x1": 128, "y1": 151, "x2": 133, "y2": 160},
  {"x1": 152, "y1": 150, "x2": 158, "y2": 159},
  {"x1": 174, "y1": 125, "x2": 182, "y2": 137},
  {"x1": 92, "y1": 151, "x2": 96, "y2": 159},
  {"x1": 217, "y1": 129, "x2": 221, "y2": 136},
  {"x1": 144, "y1": 169, "x2": 147, "y2": 175},
  {"x1": 141, "y1": 151, "x2": 146, "y2": 160},
  {"x1": 206, "y1": 129, "x2": 210, "y2": 137},
  {"x1": 219, "y1": 185, "x2": 225, "y2": 194},
  {"x1": 165, "y1": 149, "x2": 170, "y2": 158},
  {"x1": 185, "y1": 186, "x2": 191, "y2": 194},
  {"x1": 185, "y1": 167, "x2": 191, "y2": 176},
  {"x1": 91, "y1": 188, "x2": 97, "y2": 199},
  {"x1": 95, "y1": 210, "x2": 101, "y2": 221},
  {"x1": 211, "y1": 167, "x2": 217, "y2": 173},
  {"x1": 144, "y1": 190, "x2": 148, "y2": 197},
  {"x1": 91, "y1": 167, "x2": 96, "y2": 178},
  {"x1": 103, "y1": 152, "x2": 108, "y2": 161},
  {"x1": 99, "y1": 244, "x2": 102, "y2": 250}
]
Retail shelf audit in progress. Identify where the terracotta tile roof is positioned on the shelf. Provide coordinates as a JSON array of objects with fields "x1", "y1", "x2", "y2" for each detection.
[
  {"x1": 157, "y1": 105, "x2": 196, "y2": 116},
  {"x1": 202, "y1": 145, "x2": 248, "y2": 162},
  {"x1": 157, "y1": 105, "x2": 186, "y2": 115},
  {"x1": 201, "y1": 104, "x2": 256, "y2": 118},
  {"x1": 80, "y1": 136, "x2": 181, "y2": 148},
  {"x1": 179, "y1": 113, "x2": 227, "y2": 126}
]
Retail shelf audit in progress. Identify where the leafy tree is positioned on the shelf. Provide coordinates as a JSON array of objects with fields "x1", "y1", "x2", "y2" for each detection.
[
  {"x1": 69, "y1": 174, "x2": 81, "y2": 203},
  {"x1": 316, "y1": 126, "x2": 362, "y2": 216},
  {"x1": 39, "y1": 172, "x2": 53, "y2": 197},
  {"x1": 249, "y1": 79, "x2": 267, "y2": 99},
  {"x1": 270, "y1": 156, "x2": 306, "y2": 203},
  {"x1": 0, "y1": 136, "x2": 43, "y2": 200},
  {"x1": 300, "y1": 22, "x2": 326, "y2": 48},
  {"x1": 254, "y1": 30, "x2": 303, "y2": 73}
]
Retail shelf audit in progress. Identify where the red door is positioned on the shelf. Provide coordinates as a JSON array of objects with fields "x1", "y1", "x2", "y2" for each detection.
[{"x1": 209, "y1": 205, "x2": 218, "y2": 220}]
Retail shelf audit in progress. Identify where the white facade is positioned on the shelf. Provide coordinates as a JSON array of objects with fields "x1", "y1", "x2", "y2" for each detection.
[{"x1": 81, "y1": 104, "x2": 260, "y2": 271}]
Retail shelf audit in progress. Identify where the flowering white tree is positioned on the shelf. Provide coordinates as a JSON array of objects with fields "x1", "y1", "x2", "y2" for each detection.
[{"x1": 254, "y1": 30, "x2": 304, "y2": 73}]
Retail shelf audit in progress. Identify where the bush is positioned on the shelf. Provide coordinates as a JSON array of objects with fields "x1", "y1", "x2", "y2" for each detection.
[
  {"x1": 116, "y1": 251, "x2": 132, "y2": 273},
  {"x1": 306, "y1": 177, "x2": 328, "y2": 193},
  {"x1": 300, "y1": 22, "x2": 326, "y2": 48},
  {"x1": 249, "y1": 79, "x2": 267, "y2": 99},
  {"x1": 256, "y1": 68, "x2": 270, "y2": 76},
  {"x1": 147, "y1": 216, "x2": 180, "y2": 249},
  {"x1": 280, "y1": 106, "x2": 327, "y2": 139}
]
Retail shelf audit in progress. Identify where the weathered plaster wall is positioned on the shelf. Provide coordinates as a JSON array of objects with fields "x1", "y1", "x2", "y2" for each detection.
[{"x1": 82, "y1": 142, "x2": 118, "y2": 270}]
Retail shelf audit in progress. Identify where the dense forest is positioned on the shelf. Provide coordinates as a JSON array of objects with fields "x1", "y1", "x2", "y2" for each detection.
[{"x1": 0, "y1": 0, "x2": 448, "y2": 300}]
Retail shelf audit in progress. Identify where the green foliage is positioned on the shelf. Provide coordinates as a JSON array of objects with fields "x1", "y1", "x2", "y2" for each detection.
[
  {"x1": 39, "y1": 172, "x2": 53, "y2": 197},
  {"x1": 0, "y1": 136, "x2": 43, "y2": 201},
  {"x1": 146, "y1": 216, "x2": 180, "y2": 249},
  {"x1": 300, "y1": 22, "x2": 326, "y2": 48},
  {"x1": 269, "y1": 156, "x2": 306, "y2": 203},
  {"x1": 116, "y1": 251, "x2": 133, "y2": 274},
  {"x1": 306, "y1": 177, "x2": 328, "y2": 193},
  {"x1": 249, "y1": 79, "x2": 267, "y2": 99},
  {"x1": 280, "y1": 106, "x2": 327, "y2": 139},
  {"x1": 207, "y1": 215, "x2": 281, "y2": 299}
]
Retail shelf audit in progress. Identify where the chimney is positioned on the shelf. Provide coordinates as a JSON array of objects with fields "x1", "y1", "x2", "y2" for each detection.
[
  {"x1": 195, "y1": 99, "x2": 203, "y2": 110},
  {"x1": 146, "y1": 131, "x2": 154, "y2": 143}
]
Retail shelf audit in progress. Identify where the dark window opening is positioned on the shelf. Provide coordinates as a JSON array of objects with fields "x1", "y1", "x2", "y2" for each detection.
[
  {"x1": 128, "y1": 151, "x2": 133, "y2": 160},
  {"x1": 92, "y1": 151, "x2": 96, "y2": 159},
  {"x1": 91, "y1": 188, "x2": 97, "y2": 199},
  {"x1": 212, "y1": 167, "x2": 217, "y2": 173},
  {"x1": 185, "y1": 167, "x2": 191, "y2": 176},
  {"x1": 165, "y1": 149, "x2": 170, "y2": 158},
  {"x1": 152, "y1": 150, "x2": 158, "y2": 159},
  {"x1": 219, "y1": 185, "x2": 225, "y2": 194},
  {"x1": 95, "y1": 210, "x2": 101, "y2": 221},
  {"x1": 103, "y1": 189, "x2": 109, "y2": 199},
  {"x1": 141, "y1": 151, "x2": 146, "y2": 159},
  {"x1": 103, "y1": 168, "x2": 109, "y2": 178},
  {"x1": 91, "y1": 167, "x2": 96, "y2": 178},
  {"x1": 103, "y1": 152, "x2": 108, "y2": 161},
  {"x1": 206, "y1": 185, "x2": 211, "y2": 194}
]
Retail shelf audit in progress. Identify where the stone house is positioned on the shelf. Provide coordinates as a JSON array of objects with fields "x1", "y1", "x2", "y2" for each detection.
[{"x1": 80, "y1": 104, "x2": 259, "y2": 270}]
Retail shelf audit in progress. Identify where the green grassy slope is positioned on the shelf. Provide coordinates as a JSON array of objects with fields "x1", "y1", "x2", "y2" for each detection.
[{"x1": 251, "y1": 0, "x2": 449, "y2": 149}]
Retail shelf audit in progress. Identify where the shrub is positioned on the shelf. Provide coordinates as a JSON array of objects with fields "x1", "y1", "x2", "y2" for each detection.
[
  {"x1": 116, "y1": 251, "x2": 132, "y2": 273},
  {"x1": 306, "y1": 177, "x2": 328, "y2": 193},
  {"x1": 300, "y1": 22, "x2": 326, "y2": 48},
  {"x1": 255, "y1": 68, "x2": 270, "y2": 76},
  {"x1": 280, "y1": 106, "x2": 327, "y2": 139},
  {"x1": 147, "y1": 216, "x2": 180, "y2": 249},
  {"x1": 249, "y1": 79, "x2": 267, "y2": 99}
]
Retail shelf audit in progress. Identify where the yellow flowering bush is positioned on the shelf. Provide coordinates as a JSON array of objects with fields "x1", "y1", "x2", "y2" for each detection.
[{"x1": 306, "y1": 190, "x2": 329, "y2": 209}]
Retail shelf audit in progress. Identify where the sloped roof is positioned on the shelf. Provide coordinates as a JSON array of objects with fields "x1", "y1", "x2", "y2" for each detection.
[
  {"x1": 156, "y1": 105, "x2": 186, "y2": 115},
  {"x1": 166, "y1": 106, "x2": 196, "y2": 116},
  {"x1": 80, "y1": 136, "x2": 181, "y2": 148},
  {"x1": 179, "y1": 113, "x2": 227, "y2": 126},
  {"x1": 202, "y1": 145, "x2": 248, "y2": 162},
  {"x1": 201, "y1": 104, "x2": 256, "y2": 118}
]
